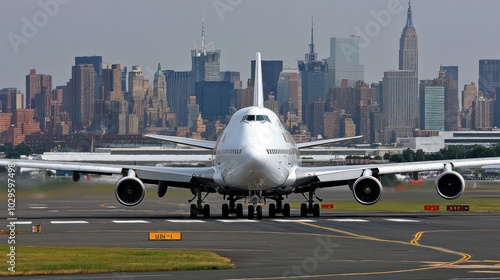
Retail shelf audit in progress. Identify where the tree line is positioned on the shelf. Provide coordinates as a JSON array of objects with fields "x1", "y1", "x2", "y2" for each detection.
[
  {"x1": 384, "y1": 144, "x2": 500, "y2": 163},
  {"x1": 0, "y1": 142, "x2": 32, "y2": 159}
]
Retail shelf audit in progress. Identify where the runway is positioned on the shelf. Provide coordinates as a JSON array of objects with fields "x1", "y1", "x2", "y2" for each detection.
[{"x1": 2, "y1": 183, "x2": 500, "y2": 279}]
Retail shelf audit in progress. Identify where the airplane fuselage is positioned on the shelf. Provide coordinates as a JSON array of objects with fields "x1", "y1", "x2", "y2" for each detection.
[{"x1": 212, "y1": 106, "x2": 300, "y2": 192}]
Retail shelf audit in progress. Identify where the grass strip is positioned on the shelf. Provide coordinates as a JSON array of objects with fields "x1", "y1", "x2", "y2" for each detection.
[
  {"x1": 0, "y1": 245, "x2": 234, "y2": 276},
  {"x1": 292, "y1": 199, "x2": 500, "y2": 212}
]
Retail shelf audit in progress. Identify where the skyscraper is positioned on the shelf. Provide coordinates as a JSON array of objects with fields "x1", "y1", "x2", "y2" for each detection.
[
  {"x1": 251, "y1": 60, "x2": 283, "y2": 98},
  {"x1": 479, "y1": 59, "x2": 500, "y2": 97},
  {"x1": 441, "y1": 66, "x2": 458, "y2": 86},
  {"x1": 382, "y1": 70, "x2": 418, "y2": 142},
  {"x1": 195, "y1": 81, "x2": 233, "y2": 121},
  {"x1": 25, "y1": 69, "x2": 52, "y2": 110},
  {"x1": 165, "y1": 70, "x2": 193, "y2": 126},
  {"x1": 399, "y1": 1, "x2": 418, "y2": 76},
  {"x1": 75, "y1": 56, "x2": 102, "y2": 100},
  {"x1": 419, "y1": 80, "x2": 445, "y2": 131},
  {"x1": 191, "y1": 5, "x2": 221, "y2": 82},
  {"x1": 71, "y1": 64, "x2": 95, "y2": 129},
  {"x1": 462, "y1": 82, "x2": 477, "y2": 110},
  {"x1": 436, "y1": 67, "x2": 459, "y2": 130},
  {"x1": 277, "y1": 68, "x2": 302, "y2": 121},
  {"x1": 328, "y1": 36, "x2": 364, "y2": 88},
  {"x1": 298, "y1": 18, "x2": 328, "y2": 127}
]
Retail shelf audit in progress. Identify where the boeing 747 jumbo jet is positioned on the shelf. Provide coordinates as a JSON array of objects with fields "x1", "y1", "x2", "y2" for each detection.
[{"x1": 3, "y1": 52, "x2": 500, "y2": 219}]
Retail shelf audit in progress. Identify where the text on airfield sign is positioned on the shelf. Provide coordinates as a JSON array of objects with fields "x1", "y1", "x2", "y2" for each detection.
[{"x1": 148, "y1": 232, "x2": 182, "y2": 241}]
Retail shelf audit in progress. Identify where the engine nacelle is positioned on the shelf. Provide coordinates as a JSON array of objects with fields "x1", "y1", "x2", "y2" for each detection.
[
  {"x1": 72, "y1": 172, "x2": 81, "y2": 182},
  {"x1": 158, "y1": 181, "x2": 169, "y2": 198},
  {"x1": 436, "y1": 171, "x2": 465, "y2": 200},
  {"x1": 352, "y1": 176, "x2": 383, "y2": 205},
  {"x1": 115, "y1": 176, "x2": 146, "y2": 206}
]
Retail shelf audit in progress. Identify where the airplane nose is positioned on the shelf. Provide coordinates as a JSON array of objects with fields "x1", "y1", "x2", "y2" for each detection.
[{"x1": 242, "y1": 144, "x2": 268, "y2": 169}]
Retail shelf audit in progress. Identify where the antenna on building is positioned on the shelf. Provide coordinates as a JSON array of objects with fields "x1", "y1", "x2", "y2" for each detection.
[{"x1": 194, "y1": 1, "x2": 214, "y2": 54}]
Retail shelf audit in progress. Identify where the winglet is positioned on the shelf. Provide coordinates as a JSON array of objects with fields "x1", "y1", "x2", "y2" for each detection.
[{"x1": 253, "y1": 52, "x2": 264, "y2": 107}]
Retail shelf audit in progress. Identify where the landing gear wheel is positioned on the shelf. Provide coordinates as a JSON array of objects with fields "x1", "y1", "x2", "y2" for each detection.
[
  {"x1": 248, "y1": 205, "x2": 255, "y2": 219},
  {"x1": 283, "y1": 203, "x2": 291, "y2": 217},
  {"x1": 236, "y1": 203, "x2": 243, "y2": 218},
  {"x1": 256, "y1": 205, "x2": 263, "y2": 220},
  {"x1": 190, "y1": 204, "x2": 197, "y2": 218},
  {"x1": 300, "y1": 203, "x2": 308, "y2": 217},
  {"x1": 222, "y1": 203, "x2": 229, "y2": 218},
  {"x1": 203, "y1": 204, "x2": 210, "y2": 218},
  {"x1": 313, "y1": 204, "x2": 320, "y2": 217},
  {"x1": 269, "y1": 203, "x2": 276, "y2": 218}
]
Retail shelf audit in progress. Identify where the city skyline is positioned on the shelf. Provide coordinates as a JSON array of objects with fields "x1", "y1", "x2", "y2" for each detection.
[{"x1": 1, "y1": 0, "x2": 500, "y2": 92}]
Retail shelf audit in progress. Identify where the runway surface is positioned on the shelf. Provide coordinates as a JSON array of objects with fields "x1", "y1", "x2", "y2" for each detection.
[{"x1": 2, "y1": 181, "x2": 500, "y2": 279}]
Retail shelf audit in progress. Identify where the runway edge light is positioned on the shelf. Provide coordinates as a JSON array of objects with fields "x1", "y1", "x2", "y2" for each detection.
[{"x1": 148, "y1": 232, "x2": 182, "y2": 241}]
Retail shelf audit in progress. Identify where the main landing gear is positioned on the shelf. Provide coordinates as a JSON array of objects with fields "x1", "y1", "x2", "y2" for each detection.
[
  {"x1": 189, "y1": 186, "x2": 211, "y2": 218},
  {"x1": 267, "y1": 195, "x2": 291, "y2": 218},
  {"x1": 221, "y1": 195, "x2": 244, "y2": 218},
  {"x1": 300, "y1": 187, "x2": 322, "y2": 217}
]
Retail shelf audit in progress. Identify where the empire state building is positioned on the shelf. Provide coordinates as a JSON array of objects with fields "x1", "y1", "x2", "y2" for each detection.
[{"x1": 399, "y1": 1, "x2": 418, "y2": 77}]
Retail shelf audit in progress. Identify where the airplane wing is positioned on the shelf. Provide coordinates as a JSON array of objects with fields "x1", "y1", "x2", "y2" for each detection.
[
  {"x1": 145, "y1": 134, "x2": 215, "y2": 149},
  {"x1": 293, "y1": 157, "x2": 500, "y2": 204},
  {"x1": 296, "y1": 135, "x2": 362, "y2": 149},
  {"x1": 0, "y1": 159, "x2": 215, "y2": 187}
]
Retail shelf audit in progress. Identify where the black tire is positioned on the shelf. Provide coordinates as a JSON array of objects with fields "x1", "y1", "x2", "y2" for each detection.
[
  {"x1": 248, "y1": 205, "x2": 255, "y2": 219},
  {"x1": 190, "y1": 204, "x2": 197, "y2": 218},
  {"x1": 236, "y1": 203, "x2": 243, "y2": 218},
  {"x1": 256, "y1": 205, "x2": 263, "y2": 220},
  {"x1": 300, "y1": 203, "x2": 308, "y2": 217},
  {"x1": 283, "y1": 203, "x2": 291, "y2": 217},
  {"x1": 203, "y1": 204, "x2": 210, "y2": 218},
  {"x1": 269, "y1": 203, "x2": 276, "y2": 217},
  {"x1": 313, "y1": 204, "x2": 320, "y2": 217},
  {"x1": 222, "y1": 203, "x2": 229, "y2": 218}
]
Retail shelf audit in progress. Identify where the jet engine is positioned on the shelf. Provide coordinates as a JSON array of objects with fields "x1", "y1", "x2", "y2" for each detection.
[
  {"x1": 436, "y1": 170, "x2": 465, "y2": 200},
  {"x1": 72, "y1": 172, "x2": 81, "y2": 182},
  {"x1": 352, "y1": 175, "x2": 383, "y2": 205},
  {"x1": 115, "y1": 176, "x2": 146, "y2": 206}
]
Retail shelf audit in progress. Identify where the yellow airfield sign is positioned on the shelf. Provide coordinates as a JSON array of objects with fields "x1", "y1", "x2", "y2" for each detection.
[{"x1": 148, "y1": 232, "x2": 182, "y2": 241}]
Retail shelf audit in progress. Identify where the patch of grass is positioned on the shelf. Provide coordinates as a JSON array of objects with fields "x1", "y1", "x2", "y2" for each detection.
[
  {"x1": 290, "y1": 199, "x2": 500, "y2": 212},
  {"x1": 0, "y1": 245, "x2": 234, "y2": 276}
]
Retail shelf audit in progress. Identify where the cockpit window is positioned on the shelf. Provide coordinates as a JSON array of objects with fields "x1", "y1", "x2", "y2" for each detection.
[{"x1": 241, "y1": 115, "x2": 271, "y2": 123}]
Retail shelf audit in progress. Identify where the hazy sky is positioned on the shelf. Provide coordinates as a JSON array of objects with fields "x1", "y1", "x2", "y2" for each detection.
[{"x1": 1, "y1": 0, "x2": 500, "y2": 92}]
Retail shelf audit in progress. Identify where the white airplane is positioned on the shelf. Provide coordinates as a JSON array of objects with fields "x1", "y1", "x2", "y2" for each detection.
[{"x1": 3, "y1": 52, "x2": 500, "y2": 219}]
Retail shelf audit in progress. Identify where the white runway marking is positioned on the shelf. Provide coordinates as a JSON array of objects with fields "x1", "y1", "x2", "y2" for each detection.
[
  {"x1": 12, "y1": 221, "x2": 32, "y2": 225},
  {"x1": 385, "y1": 218, "x2": 420, "y2": 223},
  {"x1": 50, "y1": 220, "x2": 89, "y2": 224},
  {"x1": 328, "y1": 219, "x2": 370, "y2": 222},
  {"x1": 112, "y1": 220, "x2": 150, "y2": 224},
  {"x1": 216, "y1": 219, "x2": 259, "y2": 223},
  {"x1": 48, "y1": 210, "x2": 59, "y2": 213},
  {"x1": 272, "y1": 219, "x2": 317, "y2": 223},
  {"x1": 165, "y1": 219, "x2": 206, "y2": 223},
  {"x1": 29, "y1": 206, "x2": 48, "y2": 209}
]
